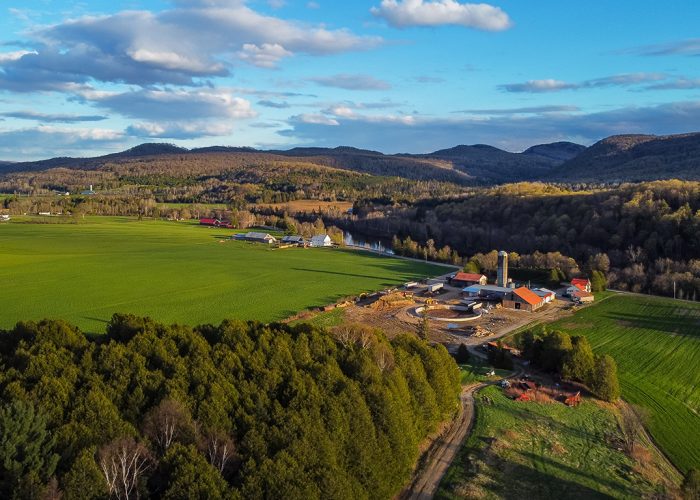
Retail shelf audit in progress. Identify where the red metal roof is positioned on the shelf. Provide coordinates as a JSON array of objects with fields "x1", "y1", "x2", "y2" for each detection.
[
  {"x1": 571, "y1": 278, "x2": 590, "y2": 286},
  {"x1": 512, "y1": 287, "x2": 543, "y2": 306},
  {"x1": 453, "y1": 272, "x2": 485, "y2": 282}
]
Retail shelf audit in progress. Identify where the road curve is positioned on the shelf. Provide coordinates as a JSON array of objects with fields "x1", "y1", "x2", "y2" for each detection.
[{"x1": 399, "y1": 383, "x2": 484, "y2": 500}]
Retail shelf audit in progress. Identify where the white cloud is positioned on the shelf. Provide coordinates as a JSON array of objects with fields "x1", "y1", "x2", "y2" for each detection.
[
  {"x1": 370, "y1": 0, "x2": 512, "y2": 30},
  {"x1": 79, "y1": 87, "x2": 257, "y2": 121},
  {"x1": 500, "y1": 79, "x2": 576, "y2": 93},
  {"x1": 309, "y1": 74, "x2": 391, "y2": 90},
  {"x1": 126, "y1": 121, "x2": 234, "y2": 138},
  {"x1": 295, "y1": 113, "x2": 339, "y2": 125},
  {"x1": 0, "y1": 125, "x2": 125, "y2": 160},
  {"x1": 0, "y1": 50, "x2": 37, "y2": 63},
  {"x1": 237, "y1": 43, "x2": 292, "y2": 68}
]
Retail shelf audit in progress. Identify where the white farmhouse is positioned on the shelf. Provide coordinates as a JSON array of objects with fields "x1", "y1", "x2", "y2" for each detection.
[{"x1": 310, "y1": 234, "x2": 332, "y2": 247}]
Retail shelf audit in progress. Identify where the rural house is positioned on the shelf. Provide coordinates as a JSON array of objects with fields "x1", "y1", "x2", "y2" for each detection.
[
  {"x1": 503, "y1": 287, "x2": 545, "y2": 312},
  {"x1": 451, "y1": 272, "x2": 488, "y2": 287},
  {"x1": 571, "y1": 278, "x2": 592, "y2": 293},
  {"x1": 310, "y1": 234, "x2": 332, "y2": 247},
  {"x1": 533, "y1": 288, "x2": 556, "y2": 303}
]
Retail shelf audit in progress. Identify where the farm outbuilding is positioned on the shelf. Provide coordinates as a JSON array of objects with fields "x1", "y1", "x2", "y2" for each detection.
[
  {"x1": 533, "y1": 288, "x2": 556, "y2": 303},
  {"x1": 451, "y1": 272, "x2": 487, "y2": 287},
  {"x1": 281, "y1": 235, "x2": 305, "y2": 245},
  {"x1": 310, "y1": 235, "x2": 332, "y2": 247},
  {"x1": 502, "y1": 287, "x2": 545, "y2": 312},
  {"x1": 233, "y1": 232, "x2": 277, "y2": 244},
  {"x1": 462, "y1": 285, "x2": 512, "y2": 300},
  {"x1": 572, "y1": 290, "x2": 595, "y2": 303}
]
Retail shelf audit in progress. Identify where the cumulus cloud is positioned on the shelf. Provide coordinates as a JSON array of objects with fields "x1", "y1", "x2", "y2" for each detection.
[
  {"x1": 309, "y1": 74, "x2": 391, "y2": 90},
  {"x1": 0, "y1": 126, "x2": 125, "y2": 160},
  {"x1": 501, "y1": 73, "x2": 671, "y2": 93},
  {"x1": 0, "y1": 3, "x2": 381, "y2": 89},
  {"x1": 126, "y1": 121, "x2": 234, "y2": 139},
  {"x1": 0, "y1": 110, "x2": 107, "y2": 123},
  {"x1": 77, "y1": 87, "x2": 256, "y2": 121},
  {"x1": 370, "y1": 0, "x2": 512, "y2": 30},
  {"x1": 237, "y1": 43, "x2": 292, "y2": 68},
  {"x1": 279, "y1": 100, "x2": 700, "y2": 153}
]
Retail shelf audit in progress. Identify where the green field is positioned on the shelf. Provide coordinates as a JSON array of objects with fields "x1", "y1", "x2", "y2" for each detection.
[
  {"x1": 438, "y1": 386, "x2": 674, "y2": 499},
  {"x1": 0, "y1": 217, "x2": 446, "y2": 332},
  {"x1": 548, "y1": 294, "x2": 700, "y2": 473}
]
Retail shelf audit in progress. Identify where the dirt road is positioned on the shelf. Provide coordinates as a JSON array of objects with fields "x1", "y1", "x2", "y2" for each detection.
[{"x1": 400, "y1": 383, "x2": 484, "y2": 500}]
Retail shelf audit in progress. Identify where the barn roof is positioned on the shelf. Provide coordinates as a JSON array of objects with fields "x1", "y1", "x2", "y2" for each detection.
[
  {"x1": 571, "y1": 278, "x2": 590, "y2": 286},
  {"x1": 453, "y1": 272, "x2": 485, "y2": 282},
  {"x1": 512, "y1": 287, "x2": 543, "y2": 306}
]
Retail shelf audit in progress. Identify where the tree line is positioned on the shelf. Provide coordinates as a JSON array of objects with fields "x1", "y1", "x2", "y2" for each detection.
[{"x1": 0, "y1": 315, "x2": 460, "y2": 499}]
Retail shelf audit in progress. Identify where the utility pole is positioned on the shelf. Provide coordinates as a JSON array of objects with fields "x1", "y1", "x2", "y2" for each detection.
[{"x1": 673, "y1": 280, "x2": 676, "y2": 300}]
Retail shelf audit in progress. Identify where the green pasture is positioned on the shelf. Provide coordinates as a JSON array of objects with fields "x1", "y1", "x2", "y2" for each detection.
[
  {"x1": 0, "y1": 217, "x2": 445, "y2": 332},
  {"x1": 438, "y1": 386, "x2": 672, "y2": 499},
  {"x1": 548, "y1": 294, "x2": 700, "y2": 473}
]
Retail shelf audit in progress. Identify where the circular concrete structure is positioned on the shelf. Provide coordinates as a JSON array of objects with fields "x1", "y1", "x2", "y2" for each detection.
[{"x1": 414, "y1": 304, "x2": 482, "y2": 323}]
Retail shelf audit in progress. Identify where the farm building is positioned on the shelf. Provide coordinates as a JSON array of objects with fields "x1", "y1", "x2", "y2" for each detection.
[
  {"x1": 280, "y1": 235, "x2": 305, "y2": 245},
  {"x1": 233, "y1": 232, "x2": 277, "y2": 244},
  {"x1": 502, "y1": 287, "x2": 545, "y2": 312},
  {"x1": 533, "y1": 288, "x2": 556, "y2": 303},
  {"x1": 571, "y1": 278, "x2": 592, "y2": 293},
  {"x1": 462, "y1": 285, "x2": 513, "y2": 300},
  {"x1": 310, "y1": 234, "x2": 332, "y2": 247},
  {"x1": 451, "y1": 272, "x2": 487, "y2": 287},
  {"x1": 572, "y1": 290, "x2": 595, "y2": 303}
]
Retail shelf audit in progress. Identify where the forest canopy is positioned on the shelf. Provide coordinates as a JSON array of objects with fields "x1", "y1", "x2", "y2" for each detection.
[{"x1": 0, "y1": 315, "x2": 460, "y2": 499}]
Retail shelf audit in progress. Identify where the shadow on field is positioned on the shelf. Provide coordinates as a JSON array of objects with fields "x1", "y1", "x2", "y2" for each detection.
[
  {"x1": 604, "y1": 311, "x2": 700, "y2": 337},
  {"x1": 474, "y1": 453, "x2": 625, "y2": 499}
]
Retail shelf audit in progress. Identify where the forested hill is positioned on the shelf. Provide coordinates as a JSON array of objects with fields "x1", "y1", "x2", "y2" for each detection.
[
  {"x1": 4, "y1": 132, "x2": 700, "y2": 184},
  {"x1": 552, "y1": 132, "x2": 700, "y2": 182},
  {"x1": 0, "y1": 316, "x2": 460, "y2": 499},
  {"x1": 0, "y1": 141, "x2": 583, "y2": 185}
]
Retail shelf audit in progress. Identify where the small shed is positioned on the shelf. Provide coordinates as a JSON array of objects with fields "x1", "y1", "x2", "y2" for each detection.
[{"x1": 310, "y1": 234, "x2": 332, "y2": 247}]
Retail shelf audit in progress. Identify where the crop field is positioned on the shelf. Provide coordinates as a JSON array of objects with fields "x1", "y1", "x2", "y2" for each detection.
[
  {"x1": 0, "y1": 217, "x2": 446, "y2": 332},
  {"x1": 437, "y1": 385, "x2": 676, "y2": 499},
  {"x1": 548, "y1": 294, "x2": 700, "y2": 473}
]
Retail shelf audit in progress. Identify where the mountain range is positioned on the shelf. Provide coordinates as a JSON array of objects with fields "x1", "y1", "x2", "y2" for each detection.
[{"x1": 1, "y1": 132, "x2": 699, "y2": 185}]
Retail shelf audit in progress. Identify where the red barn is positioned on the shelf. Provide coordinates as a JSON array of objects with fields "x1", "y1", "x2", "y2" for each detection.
[{"x1": 452, "y1": 272, "x2": 487, "y2": 287}]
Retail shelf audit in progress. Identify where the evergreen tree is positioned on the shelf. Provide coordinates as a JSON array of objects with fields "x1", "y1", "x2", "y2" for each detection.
[
  {"x1": 417, "y1": 311, "x2": 430, "y2": 340},
  {"x1": 591, "y1": 354, "x2": 621, "y2": 402},
  {"x1": 591, "y1": 270, "x2": 607, "y2": 292},
  {"x1": 454, "y1": 344, "x2": 470, "y2": 364}
]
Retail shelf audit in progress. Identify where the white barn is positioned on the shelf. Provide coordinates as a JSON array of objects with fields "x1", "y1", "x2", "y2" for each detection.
[{"x1": 310, "y1": 234, "x2": 332, "y2": 247}]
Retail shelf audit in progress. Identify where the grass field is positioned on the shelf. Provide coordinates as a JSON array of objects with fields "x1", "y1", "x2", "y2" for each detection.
[
  {"x1": 438, "y1": 386, "x2": 675, "y2": 499},
  {"x1": 0, "y1": 217, "x2": 445, "y2": 332},
  {"x1": 547, "y1": 294, "x2": 700, "y2": 473}
]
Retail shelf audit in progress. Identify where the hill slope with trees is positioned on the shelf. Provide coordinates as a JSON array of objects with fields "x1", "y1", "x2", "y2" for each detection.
[{"x1": 0, "y1": 316, "x2": 460, "y2": 499}]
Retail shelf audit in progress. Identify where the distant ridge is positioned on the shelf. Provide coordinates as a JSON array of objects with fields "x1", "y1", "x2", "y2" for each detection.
[
  {"x1": 2, "y1": 132, "x2": 699, "y2": 184},
  {"x1": 553, "y1": 132, "x2": 700, "y2": 182}
]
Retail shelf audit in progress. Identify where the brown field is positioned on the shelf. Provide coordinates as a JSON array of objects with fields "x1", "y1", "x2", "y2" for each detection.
[{"x1": 254, "y1": 199, "x2": 353, "y2": 213}]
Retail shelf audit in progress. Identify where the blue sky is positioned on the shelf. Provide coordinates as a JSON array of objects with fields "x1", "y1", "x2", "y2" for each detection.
[{"x1": 0, "y1": 0, "x2": 699, "y2": 160}]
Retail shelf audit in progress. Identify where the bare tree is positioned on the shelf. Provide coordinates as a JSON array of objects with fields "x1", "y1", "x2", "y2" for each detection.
[
  {"x1": 98, "y1": 437, "x2": 152, "y2": 500},
  {"x1": 142, "y1": 399, "x2": 193, "y2": 455},
  {"x1": 201, "y1": 430, "x2": 237, "y2": 474}
]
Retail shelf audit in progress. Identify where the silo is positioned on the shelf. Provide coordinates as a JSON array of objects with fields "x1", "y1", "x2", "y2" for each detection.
[{"x1": 497, "y1": 251, "x2": 509, "y2": 288}]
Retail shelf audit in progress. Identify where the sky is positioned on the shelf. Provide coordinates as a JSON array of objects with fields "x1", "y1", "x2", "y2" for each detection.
[{"x1": 0, "y1": 0, "x2": 699, "y2": 160}]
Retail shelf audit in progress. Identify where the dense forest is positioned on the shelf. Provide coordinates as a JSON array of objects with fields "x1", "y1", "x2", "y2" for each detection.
[
  {"x1": 0, "y1": 316, "x2": 460, "y2": 499},
  {"x1": 341, "y1": 181, "x2": 700, "y2": 299}
]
